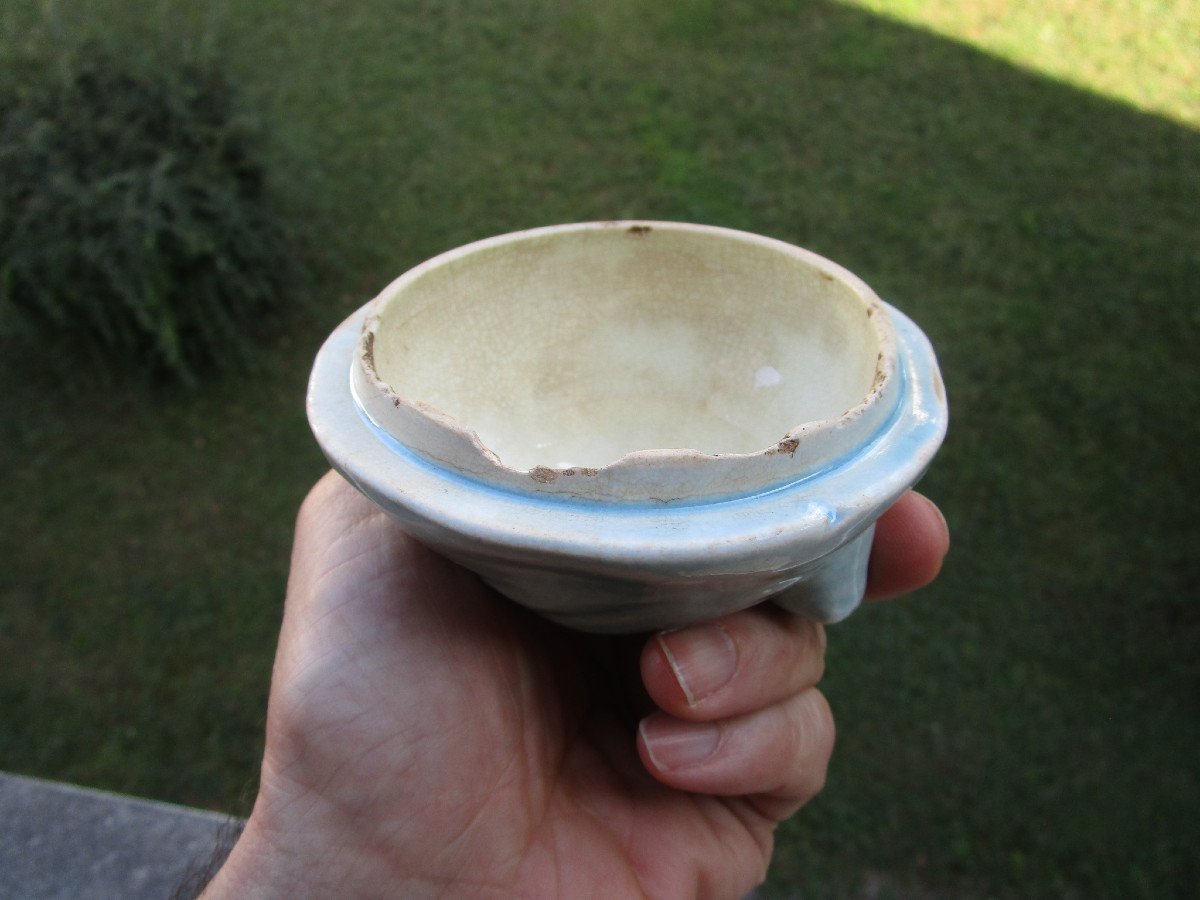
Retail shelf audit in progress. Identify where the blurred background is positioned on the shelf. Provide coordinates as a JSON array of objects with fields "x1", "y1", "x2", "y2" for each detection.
[{"x1": 1, "y1": 0, "x2": 1196, "y2": 896}]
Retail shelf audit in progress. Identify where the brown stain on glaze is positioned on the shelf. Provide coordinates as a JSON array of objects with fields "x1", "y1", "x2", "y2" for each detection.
[
  {"x1": 531, "y1": 465, "x2": 599, "y2": 483},
  {"x1": 362, "y1": 331, "x2": 376, "y2": 368},
  {"x1": 772, "y1": 436, "x2": 800, "y2": 456},
  {"x1": 627, "y1": 225, "x2": 652, "y2": 235},
  {"x1": 868, "y1": 351, "x2": 888, "y2": 394}
]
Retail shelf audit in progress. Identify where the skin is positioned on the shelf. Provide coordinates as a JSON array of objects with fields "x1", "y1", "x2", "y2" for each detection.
[{"x1": 204, "y1": 472, "x2": 949, "y2": 899}]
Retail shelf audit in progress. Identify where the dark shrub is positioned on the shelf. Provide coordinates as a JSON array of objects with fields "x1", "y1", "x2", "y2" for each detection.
[{"x1": 0, "y1": 40, "x2": 301, "y2": 384}]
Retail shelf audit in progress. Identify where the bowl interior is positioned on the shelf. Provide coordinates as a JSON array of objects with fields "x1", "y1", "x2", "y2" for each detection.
[{"x1": 369, "y1": 224, "x2": 882, "y2": 471}]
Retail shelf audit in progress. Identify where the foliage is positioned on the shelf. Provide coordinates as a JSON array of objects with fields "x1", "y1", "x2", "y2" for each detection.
[{"x1": 0, "y1": 38, "x2": 300, "y2": 384}]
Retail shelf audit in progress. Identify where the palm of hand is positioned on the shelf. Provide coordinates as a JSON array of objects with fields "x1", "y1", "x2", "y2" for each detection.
[
  {"x1": 212, "y1": 472, "x2": 949, "y2": 899},
  {"x1": 257, "y1": 495, "x2": 778, "y2": 898}
]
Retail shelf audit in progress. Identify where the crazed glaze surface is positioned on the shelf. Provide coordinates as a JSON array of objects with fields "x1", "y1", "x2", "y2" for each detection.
[
  {"x1": 355, "y1": 222, "x2": 900, "y2": 503},
  {"x1": 309, "y1": 222, "x2": 947, "y2": 632}
]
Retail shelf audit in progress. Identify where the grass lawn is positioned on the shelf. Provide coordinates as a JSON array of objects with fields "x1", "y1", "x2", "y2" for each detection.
[
  {"x1": 2, "y1": 0, "x2": 1197, "y2": 896},
  {"x1": 845, "y1": 0, "x2": 1199, "y2": 127}
]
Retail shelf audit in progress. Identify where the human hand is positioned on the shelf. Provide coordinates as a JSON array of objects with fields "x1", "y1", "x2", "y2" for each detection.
[{"x1": 204, "y1": 472, "x2": 948, "y2": 899}]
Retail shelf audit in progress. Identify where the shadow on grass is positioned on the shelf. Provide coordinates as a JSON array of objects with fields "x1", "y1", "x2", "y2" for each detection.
[{"x1": 1, "y1": 1, "x2": 1196, "y2": 896}]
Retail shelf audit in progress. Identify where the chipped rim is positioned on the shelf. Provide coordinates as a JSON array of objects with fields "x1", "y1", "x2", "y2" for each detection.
[
  {"x1": 307, "y1": 298, "x2": 946, "y2": 574},
  {"x1": 352, "y1": 221, "x2": 901, "y2": 504}
]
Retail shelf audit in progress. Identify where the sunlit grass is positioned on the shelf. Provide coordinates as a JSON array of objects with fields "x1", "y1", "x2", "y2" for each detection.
[{"x1": 842, "y1": 0, "x2": 1199, "y2": 126}]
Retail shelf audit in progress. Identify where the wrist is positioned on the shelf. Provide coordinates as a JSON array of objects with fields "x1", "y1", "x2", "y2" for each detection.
[
  {"x1": 200, "y1": 815, "x2": 300, "y2": 899},
  {"x1": 201, "y1": 803, "x2": 440, "y2": 899}
]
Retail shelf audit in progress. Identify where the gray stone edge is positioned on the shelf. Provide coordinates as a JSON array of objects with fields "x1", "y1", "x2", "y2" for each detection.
[{"x1": 0, "y1": 771, "x2": 244, "y2": 900}]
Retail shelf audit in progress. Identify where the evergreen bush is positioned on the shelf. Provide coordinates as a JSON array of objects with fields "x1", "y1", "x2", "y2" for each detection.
[{"x1": 0, "y1": 39, "x2": 301, "y2": 384}]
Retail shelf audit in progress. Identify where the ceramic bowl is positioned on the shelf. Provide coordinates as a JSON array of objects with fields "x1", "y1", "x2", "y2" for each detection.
[{"x1": 307, "y1": 221, "x2": 947, "y2": 633}]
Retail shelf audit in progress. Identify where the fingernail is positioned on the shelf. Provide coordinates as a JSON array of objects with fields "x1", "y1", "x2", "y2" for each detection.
[
  {"x1": 657, "y1": 623, "x2": 738, "y2": 705},
  {"x1": 640, "y1": 715, "x2": 721, "y2": 770}
]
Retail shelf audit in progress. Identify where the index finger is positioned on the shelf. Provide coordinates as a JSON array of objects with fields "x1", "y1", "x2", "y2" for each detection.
[{"x1": 865, "y1": 490, "x2": 949, "y2": 601}]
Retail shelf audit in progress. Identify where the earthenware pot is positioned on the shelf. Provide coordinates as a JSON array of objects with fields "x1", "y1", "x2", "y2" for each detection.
[{"x1": 307, "y1": 221, "x2": 946, "y2": 633}]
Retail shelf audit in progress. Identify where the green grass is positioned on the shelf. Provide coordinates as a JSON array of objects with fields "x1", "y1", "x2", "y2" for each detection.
[
  {"x1": 844, "y1": 0, "x2": 1200, "y2": 127},
  {"x1": 1, "y1": 1, "x2": 1197, "y2": 896}
]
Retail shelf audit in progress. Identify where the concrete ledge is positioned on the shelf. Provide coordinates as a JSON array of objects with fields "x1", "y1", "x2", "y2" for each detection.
[
  {"x1": 0, "y1": 772, "x2": 775, "y2": 898},
  {"x1": 0, "y1": 772, "x2": 242, "y2": 900}
]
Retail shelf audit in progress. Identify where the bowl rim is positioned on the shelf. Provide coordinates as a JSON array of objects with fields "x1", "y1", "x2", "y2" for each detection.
[
  {"x1": 353, "y1": 221, "x2": 903, "y2": 502},
  {"x1": 308, "y1": 299, "x2": 947, "y2": 576}
]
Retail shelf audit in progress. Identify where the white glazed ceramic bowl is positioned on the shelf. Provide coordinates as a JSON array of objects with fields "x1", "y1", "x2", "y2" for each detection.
[{"x1": 308, "y1": 222, "x2": 947, "y2": 633}]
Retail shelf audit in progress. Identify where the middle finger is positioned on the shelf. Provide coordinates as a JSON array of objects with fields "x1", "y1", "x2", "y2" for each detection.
[{"x1": 641, "y1": 606, "x2": 826, "y2": 722}]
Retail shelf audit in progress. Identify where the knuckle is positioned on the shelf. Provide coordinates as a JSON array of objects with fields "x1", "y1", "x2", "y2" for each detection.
[
  {"x1": 296, "y1": 470, "x2": 358, "y2": 539},
  {"x1": 812, "y1": 619, "x2": 828, "y2": 656},
  {"x1": 793, "y1": 689, "x2": 836, "y2": 797},
  {"x1": 783, "y1": 616, "x2": 826, "y2": 686},
  {"x1": 802, "y1": 619, "x2": 827, "y2": 680},
  {"x1": 806, "y1": 689, "x2": 836, "y2": 756},
  {"x1": 296, "y1": 471, "x2": 338, "y2": 530}
]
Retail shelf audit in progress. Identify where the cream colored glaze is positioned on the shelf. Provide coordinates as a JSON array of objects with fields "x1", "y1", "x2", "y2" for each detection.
[{"x1": 367, "y1": 224, "x2": 883, "y2": 473}]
